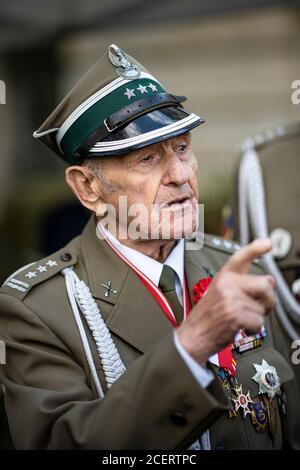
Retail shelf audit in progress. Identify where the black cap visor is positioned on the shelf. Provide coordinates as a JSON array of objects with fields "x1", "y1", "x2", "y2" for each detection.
[{"x1": 87, "y1": 106, "x2": 204, "y2": 157}]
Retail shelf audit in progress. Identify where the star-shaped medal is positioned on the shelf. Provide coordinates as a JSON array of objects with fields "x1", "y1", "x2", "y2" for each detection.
[
  {"x1": 231, "y1": 384, "x2": 253, "y2": 418},
  {"x1": 252, "y1": 359, "x2": 280, "y2": 400}
]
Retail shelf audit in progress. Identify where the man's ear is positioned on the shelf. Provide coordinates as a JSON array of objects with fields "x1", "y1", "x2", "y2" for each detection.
[{"x1": 65, "y1": 165, "x2": 105, "y2": 213}]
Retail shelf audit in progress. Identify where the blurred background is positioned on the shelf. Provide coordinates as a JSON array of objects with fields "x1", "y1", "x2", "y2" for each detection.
[{"x1": 0, "y1": 0, "x2": 299, "y2": 449}]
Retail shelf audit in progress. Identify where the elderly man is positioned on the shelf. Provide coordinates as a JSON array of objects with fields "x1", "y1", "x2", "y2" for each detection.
[{"x1": 0, "y1": 45, "x2": 299, "y2": 450}]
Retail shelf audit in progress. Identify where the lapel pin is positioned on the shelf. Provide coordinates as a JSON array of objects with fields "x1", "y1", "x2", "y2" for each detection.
[{"x1": 101, "y1": 281, "x2": 118, "y2": 297}]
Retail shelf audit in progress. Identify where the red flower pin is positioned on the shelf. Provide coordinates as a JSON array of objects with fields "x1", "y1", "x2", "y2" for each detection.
[
  {"x1": 192, "y1": 276, "x2": 236, "y2": 376},
  {"x1": 192, "y1": 277, "x2": 213, "y2": 303}
]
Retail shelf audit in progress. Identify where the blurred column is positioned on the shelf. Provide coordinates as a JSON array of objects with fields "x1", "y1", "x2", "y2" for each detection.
[{"x1": 4, "y1": 45, "x2": 61, "y2": 175}]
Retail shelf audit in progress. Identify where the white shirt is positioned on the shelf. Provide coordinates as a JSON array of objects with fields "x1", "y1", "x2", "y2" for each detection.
[{"x1": 101, "y1": 225, "x2": 214, "y2": 389}]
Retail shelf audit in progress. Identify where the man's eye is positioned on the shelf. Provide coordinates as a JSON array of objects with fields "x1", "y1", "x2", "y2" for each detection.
[{"x1": 140, "y1": 155, "x2": 153, "y2": 163}]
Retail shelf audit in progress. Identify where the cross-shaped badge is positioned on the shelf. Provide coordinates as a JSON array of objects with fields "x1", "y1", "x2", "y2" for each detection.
[{"x1": 101, "y1": 281, "x2": 117, "y2": 297}]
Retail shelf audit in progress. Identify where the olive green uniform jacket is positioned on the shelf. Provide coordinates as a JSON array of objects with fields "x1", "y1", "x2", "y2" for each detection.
[{"x1": 0, "y1": 216, "x2": 299, "y2": 450}]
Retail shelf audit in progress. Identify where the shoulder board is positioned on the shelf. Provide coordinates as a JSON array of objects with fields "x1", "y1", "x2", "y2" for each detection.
[
  {"x1": 204, "y1": 234, "x2": 241, "y2": 254},
  {"x1": 1, "y1": 245, "x2": 77, "y2": 301},
  {"x1": 204, "y1": 234, "x2": 263, "y2": 268}
]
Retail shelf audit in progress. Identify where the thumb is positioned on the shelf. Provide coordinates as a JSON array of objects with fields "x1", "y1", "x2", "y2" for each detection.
[{"x1": 221, "y1": 239, "x2": 272, "y2": 274}]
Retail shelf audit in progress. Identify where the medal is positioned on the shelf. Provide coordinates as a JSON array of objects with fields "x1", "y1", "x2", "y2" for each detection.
[
  {"x1": 217, "y1": 368, "x2": 238, "y2": 418},
  {"x1": 252, "y1": 359, "x2": 281, "y2": 400},
  {"x1": 251, "y1": 399, "x2": 268, "y2": 432},
  {"x1": 231, "y1": 383, "x2": 253, "y2": 418},
  {"x1": 262, "y1": 395, "x2": 277, "y2": 440}
]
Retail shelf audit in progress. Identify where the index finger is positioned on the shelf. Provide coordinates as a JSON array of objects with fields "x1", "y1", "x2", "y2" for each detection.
[{"x1": 221, "y1": 239, "x2": 272, "y2": 274}]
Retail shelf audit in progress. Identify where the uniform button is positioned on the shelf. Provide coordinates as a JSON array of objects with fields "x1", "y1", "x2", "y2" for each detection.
[
  {"x1": 60, "y1": 253, "x2": 72, "y2": 262},
  {"x1": 170, "y1": 411, "x2": 187, "y2": 426}
]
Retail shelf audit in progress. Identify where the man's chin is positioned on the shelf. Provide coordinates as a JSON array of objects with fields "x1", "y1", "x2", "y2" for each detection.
[{"x1": 149, "y1": 221, "x2": 198, "y2": 241}]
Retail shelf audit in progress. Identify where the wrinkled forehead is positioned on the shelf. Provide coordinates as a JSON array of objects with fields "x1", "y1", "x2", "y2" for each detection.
[
  {"x1": 79, "y1": 131, "x2": 193, "y2": 170},
  {"x1": 125, "y1": 131, "x2": 192, "y2": 157}
]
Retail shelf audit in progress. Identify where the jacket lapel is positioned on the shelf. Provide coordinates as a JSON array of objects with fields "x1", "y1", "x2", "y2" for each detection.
[
  {"x1": 184, "y1": 240, "x2": 215, "y2": 305},
  {"x1": 105, "y1": 269, "x2": 172, "y2": 353}
]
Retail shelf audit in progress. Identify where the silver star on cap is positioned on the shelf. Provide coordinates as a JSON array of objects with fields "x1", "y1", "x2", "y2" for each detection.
[
  {"x1": 252, "y1": 359, "x2": 281, "y2": 400},
  {"x1": 136, "y1": 84, "x2": 148, "y2": 94},
  {"x1": 124, "y1": 88, "x2": 136, "y2": 100},
  {"x1": 148, "y1": 83, "x2": 157, "y2": 92}
]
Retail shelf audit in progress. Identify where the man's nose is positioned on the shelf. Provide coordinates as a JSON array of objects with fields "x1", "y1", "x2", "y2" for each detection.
[{"x1": 161, "y1": 152, "x2": 188, "y2": 186}]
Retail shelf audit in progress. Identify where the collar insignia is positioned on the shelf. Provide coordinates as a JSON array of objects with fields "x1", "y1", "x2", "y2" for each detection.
[{"x1": 101, "y1": 280, "x2": 118, "y2": 297}]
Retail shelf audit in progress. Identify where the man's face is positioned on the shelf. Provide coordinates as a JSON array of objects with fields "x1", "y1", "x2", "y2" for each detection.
[{"x1": 97, "y1": 132, "x2": 199, "y2": 241}]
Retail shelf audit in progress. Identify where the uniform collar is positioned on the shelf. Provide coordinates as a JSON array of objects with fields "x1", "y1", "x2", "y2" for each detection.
[{"x1": 99, "y1": 223, "x2": 185, "y2": 290}]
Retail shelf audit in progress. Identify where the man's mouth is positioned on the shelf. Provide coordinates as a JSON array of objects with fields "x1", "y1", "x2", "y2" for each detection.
[{"x1": 162, "y1": 195, "x2": 193, "y2": 209}]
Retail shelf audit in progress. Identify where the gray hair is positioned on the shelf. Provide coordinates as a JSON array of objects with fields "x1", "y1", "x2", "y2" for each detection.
[{"x1": 81, "y1": 157, "x2": 117, "y2": 194}]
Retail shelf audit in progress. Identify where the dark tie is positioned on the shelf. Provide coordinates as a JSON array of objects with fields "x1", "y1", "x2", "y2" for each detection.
[{"x1": 158, "y1": 265, "x2": 183, "y2": 324}]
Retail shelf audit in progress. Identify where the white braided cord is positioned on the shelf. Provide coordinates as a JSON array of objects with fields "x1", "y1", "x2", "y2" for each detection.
[
  {"x1": 62, "y1": 267, "x2": 126, "y2": 395},
  {"x1": 238, "y1": 147, "x2": 300, "y2": 337},
  {"x1": 62, "y1": 267, "x2": 105, "y2": 398}
]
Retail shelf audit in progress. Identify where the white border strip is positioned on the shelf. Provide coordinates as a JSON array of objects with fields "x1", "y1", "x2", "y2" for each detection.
[{"x1": 89, "y1": 114, "x2": 201, "y2": 153}]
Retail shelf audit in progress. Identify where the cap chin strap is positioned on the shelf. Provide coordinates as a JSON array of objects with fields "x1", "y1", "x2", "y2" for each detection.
[{"x1": 238, "y1": 146, "x2": 300, "y2": 339}]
